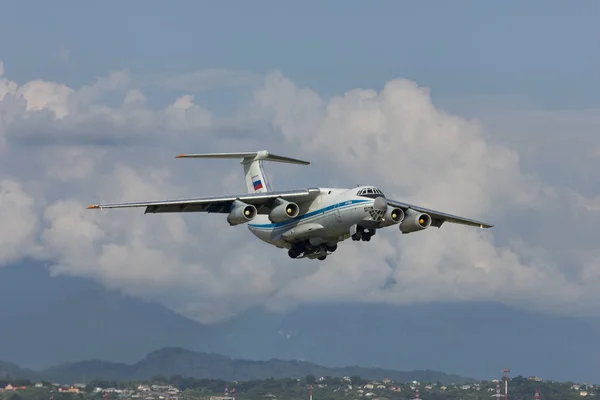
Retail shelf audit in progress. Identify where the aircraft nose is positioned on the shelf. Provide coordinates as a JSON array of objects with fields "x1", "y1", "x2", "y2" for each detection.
[{"x1": 373, "y1": 196, "x2": 388, "y2": 211}]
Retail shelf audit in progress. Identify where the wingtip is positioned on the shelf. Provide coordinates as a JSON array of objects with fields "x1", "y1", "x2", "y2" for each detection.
[
  {"x1": 86, "y1": 204, "x2": 100, "y2": 209},
  {"x1": 175, "y1": 154, "x2": 187, "y2": 158}
]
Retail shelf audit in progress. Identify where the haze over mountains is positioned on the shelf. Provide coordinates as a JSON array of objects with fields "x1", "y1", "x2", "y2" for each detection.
[
  {"x1": 1, "y1": 264, "x2": 600, "y2": 383},
  {"x1": 1, "y1": 347, "x2": 471, "y2": 385}
]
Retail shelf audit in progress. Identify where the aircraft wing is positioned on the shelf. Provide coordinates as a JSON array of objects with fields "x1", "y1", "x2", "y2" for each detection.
[
  {"x1": 86, "y1": 188, "x2": 321, "y2": 214},
  {"x1": 386, "y1": 199, "x2": 494, "y2": 229}
]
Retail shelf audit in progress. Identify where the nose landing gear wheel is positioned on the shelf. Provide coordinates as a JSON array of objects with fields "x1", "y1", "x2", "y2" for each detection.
[{"x1": 361, "y1": 229, "x2": 374, "y2": 241}]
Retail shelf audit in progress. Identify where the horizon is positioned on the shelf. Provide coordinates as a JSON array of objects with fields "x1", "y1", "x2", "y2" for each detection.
[{"x1": 0, "y1": 345, "x2": 585, "y2": 385}]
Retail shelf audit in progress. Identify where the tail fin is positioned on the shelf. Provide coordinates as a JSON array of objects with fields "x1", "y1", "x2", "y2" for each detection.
[{"x1": 175, "y1": 150, "x2": 310, "y2": 193}]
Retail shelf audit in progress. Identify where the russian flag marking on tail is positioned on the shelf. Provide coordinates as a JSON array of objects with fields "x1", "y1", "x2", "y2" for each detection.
[{"x1": 253, "y1": 179, "x2": 264, "y2": 190}]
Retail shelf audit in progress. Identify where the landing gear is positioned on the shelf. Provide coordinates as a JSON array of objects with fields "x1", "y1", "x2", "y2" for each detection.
[
  {"x1": 287, "y1": 241, "x2": 337, "y2": 259},
  {"x1": 288, "y1": 242, "x2": 306, "y2": 259},
  {"x1": 288, "y1": 249, "x2": 300, "y2": 259},
  {"x1": 352, "y1": 226, "x2": 375, "y2": 242}
]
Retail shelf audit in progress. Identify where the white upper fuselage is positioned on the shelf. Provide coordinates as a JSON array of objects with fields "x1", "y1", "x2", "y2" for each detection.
[{"x1": 247, "y1": 186, "x2": 382, "y2": 248}]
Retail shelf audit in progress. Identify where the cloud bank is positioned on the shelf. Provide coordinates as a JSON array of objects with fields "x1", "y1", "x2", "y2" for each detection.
[{"x1": 1, "y1": 59, "x2": 599, "y2": 323}]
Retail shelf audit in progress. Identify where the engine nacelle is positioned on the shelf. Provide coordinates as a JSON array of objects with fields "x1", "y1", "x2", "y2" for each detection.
[
  {"x1": 378, "y1": 207, "x2": 405, "y2": 228},
  {"x1": 269, "y1": 198, "x2": 300, "y2": 223},
  {"x1": 227, "y1": 200, "x2": 257, "y2": 226},
  {"x1": 399, "y1": 209, "x2": 432, "y2": 233}
]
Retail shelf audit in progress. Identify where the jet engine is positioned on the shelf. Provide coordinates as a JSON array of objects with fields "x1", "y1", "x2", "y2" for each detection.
[
  {"x1": 399, "y1": 208, "x2": 431, "y2": 233},
  {"x1": 269, "y1": 198, "x2": 300, "y2": 223},
  {"x1": 227, "y1": 200, "x2": 257, "y2": 225},
  {"x1": 378, "y1": 207, "x2": 405, "y2": 228}
]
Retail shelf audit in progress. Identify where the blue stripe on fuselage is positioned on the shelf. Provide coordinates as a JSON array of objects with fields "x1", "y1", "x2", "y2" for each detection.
[{"x1": 248, "y1": 199, "x2": 370, "y2": 229}]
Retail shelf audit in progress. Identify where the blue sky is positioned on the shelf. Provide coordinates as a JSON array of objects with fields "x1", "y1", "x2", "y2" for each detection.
[
  {"x1": 1, "y1": 1, "x2": 600, "y2": 325},
  {"x1": 2, "y1": 1, "x2": 599, "y2": 109}
]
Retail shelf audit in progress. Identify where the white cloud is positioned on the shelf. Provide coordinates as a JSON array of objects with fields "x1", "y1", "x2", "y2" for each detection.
[
  {"x1": 0, "y1": 179, "x2": 41, "y2": 265},
  {"x1": 17, "y1": 80, "x2": 73, "y2": 119},
  {"x1": 164, "y1": 95, "x2": 212, "y2": 131},
  {"x1": 1, "y1": 60, "x2": 600, "y2": 323},
  {"x1": 250, "y1": 72, "x2": 600, "y2": 317}
]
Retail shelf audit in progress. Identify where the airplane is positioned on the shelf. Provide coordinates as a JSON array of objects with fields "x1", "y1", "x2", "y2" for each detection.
[{"x1": 86, "y1": 150, "x2": 494, "y2": 261}]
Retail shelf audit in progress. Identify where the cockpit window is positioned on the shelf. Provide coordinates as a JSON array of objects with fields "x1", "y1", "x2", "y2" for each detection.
[{"x1": 357, "y1": 187, "x2": 385, "y2": 198}]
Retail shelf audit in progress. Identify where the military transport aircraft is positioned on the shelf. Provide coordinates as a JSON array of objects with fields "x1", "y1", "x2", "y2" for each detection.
[{"x1": 87, "y1": 150, "x2": 493, "y2": 260}]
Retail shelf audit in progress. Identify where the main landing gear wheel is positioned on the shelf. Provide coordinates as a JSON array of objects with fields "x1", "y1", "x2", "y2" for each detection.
[
  {"x1": 352, "y1": 227, "x2": 375, "y2": 242},
  {"x1": 288, "y1": 248, "x2": 300, "y2": 258},
  {"x1": 287, "y1": 241, "x2": 335, "y2": 260},
  {"x1": 288, "y1": 242, "x2": 307, "y2": 259}
]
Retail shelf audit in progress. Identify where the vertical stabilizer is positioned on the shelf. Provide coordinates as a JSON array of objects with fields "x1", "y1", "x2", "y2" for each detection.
[
  {"x1": 243, "y1": 157, "x2": 271, "y2": 193},
  {"x1": 175, "y1": 150, "x2": 310, "y2": 193}
]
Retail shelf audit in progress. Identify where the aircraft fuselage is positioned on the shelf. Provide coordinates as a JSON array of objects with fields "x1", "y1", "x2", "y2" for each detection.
[{"x1": 247, "y1": 186, "x2": 386, "y2": 259}]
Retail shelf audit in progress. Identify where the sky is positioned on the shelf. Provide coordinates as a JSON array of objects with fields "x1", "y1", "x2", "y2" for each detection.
[{"x1": 1, "y1": 1, "x2": 600, "y2": 324}]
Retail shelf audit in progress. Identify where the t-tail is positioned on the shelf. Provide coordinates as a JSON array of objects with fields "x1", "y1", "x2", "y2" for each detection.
[{"x1": 175, "y1": 150, "x2": 310, "y2": 193}]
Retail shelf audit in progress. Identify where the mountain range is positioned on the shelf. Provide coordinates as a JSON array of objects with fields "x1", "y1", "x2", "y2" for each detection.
[
  {"x1": 0, "y1": 347, "x2": 472, "y2": 384},
  {"x1": 1, "y1": 263, "x2": 600, "y2": 383}
]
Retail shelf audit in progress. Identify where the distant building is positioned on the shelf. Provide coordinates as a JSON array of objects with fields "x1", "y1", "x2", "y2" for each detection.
[
  {"x1": 528, "y1": 376, "x2": 543, "y2": 382},
  {"x1": 59, "y1": 387, "x2": 80, "y2": 393},
  {"x1": 4, "y1": 384, "x2": 26, "y2": 391},
  {"x1": 209, "y1": 396, "x2": 233, "y2": 400}
]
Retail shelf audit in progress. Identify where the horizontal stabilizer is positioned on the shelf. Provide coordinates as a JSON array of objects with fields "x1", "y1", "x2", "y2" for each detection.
[{"x1": 175, "y1": 150, "x2": 310, "y2": 165}]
